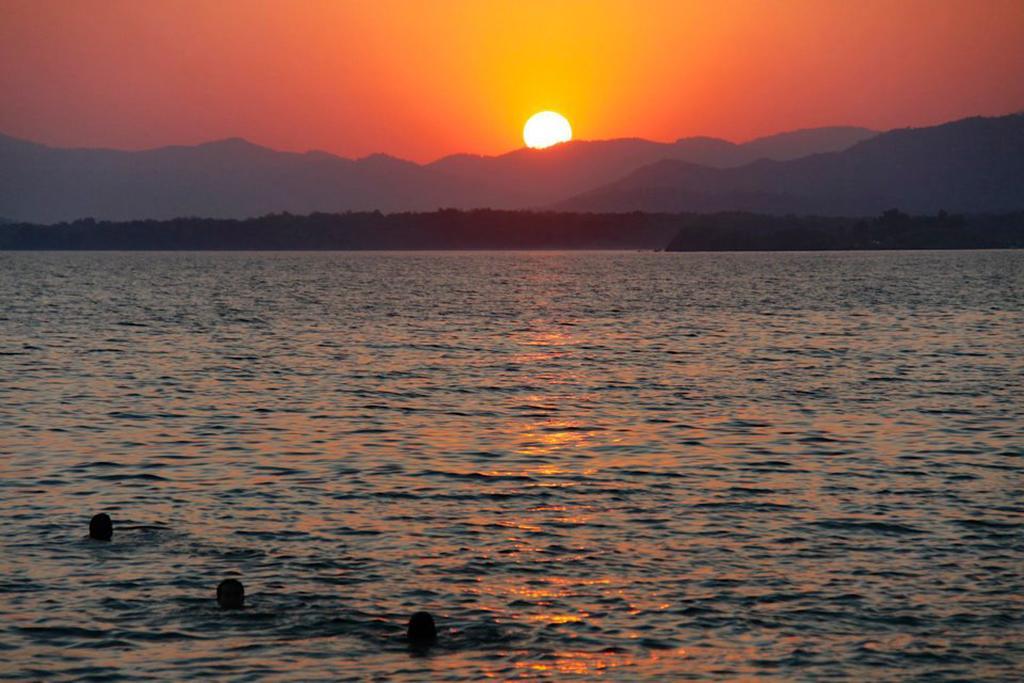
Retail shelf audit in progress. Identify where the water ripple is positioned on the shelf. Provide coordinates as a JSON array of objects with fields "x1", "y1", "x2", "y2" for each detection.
[{"x1": 0, "y1": 250, "x2": 1022, "y2": 681}]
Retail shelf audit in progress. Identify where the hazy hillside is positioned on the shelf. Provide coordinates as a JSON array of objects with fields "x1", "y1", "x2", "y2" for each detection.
[
  {"x1": 425, "y1": 126, "x2": 875, "y2": 207},
  {"x1": 5, "y1": 115, "x2": 1019, "y2": 222},
  {"x1": 0, "y1": 135, "x2": 496, "y2": 223},
  {"x1": 0, "y1": 127, "x2": 874, "y2": 222},
  {"x1": 557, "y1": 114, "x2": 1024, "y2": 214}
]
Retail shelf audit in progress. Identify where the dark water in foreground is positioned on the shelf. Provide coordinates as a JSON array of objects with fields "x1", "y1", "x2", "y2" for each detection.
[{"x1": 1, "y1": 251, "x2": 1022, "y2": 681}]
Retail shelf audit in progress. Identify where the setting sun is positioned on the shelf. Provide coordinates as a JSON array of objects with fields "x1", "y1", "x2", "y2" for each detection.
[{"x1": 523, "y1": 111, "x2": 572, "y2": 149}]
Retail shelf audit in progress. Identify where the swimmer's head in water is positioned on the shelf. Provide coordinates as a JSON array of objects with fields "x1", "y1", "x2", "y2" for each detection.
[
  {"x1": 89, "y1": 513, "x2": 112, "y2": 541},
  {"x1": 217, "y1": 579, "x2": 245, "y2": 609},
  {"x1": 406, "y1": 611, "x2": 437, "y2": 644}
]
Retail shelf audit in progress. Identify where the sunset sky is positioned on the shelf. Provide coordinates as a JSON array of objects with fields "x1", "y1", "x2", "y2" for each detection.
[{"x1": 2, "y1": 0, "x2": 1022, "y2": 161}]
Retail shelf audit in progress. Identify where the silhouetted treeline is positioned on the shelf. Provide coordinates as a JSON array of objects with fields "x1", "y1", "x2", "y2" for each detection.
[
  {"x1": 664, "y1": 209, "x2": 1024, "y2": 251},
  {"x1": 0, "y1": 209, "x2": 1021, "y2": 251}
]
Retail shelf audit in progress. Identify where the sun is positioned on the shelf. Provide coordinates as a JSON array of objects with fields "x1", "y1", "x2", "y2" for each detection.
[{"x1": 523, "y1": 111, "x2": 572, "y2": 149}]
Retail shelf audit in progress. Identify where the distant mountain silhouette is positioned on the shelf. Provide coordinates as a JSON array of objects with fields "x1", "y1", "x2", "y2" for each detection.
[
  {"x1": 425, "y1": 127, "x2": 875, "y2": 208},
  {"x1": 556, "y1": 114, "x2": 1024, "y2": 214},
  {"x1": 0, "y1": 126, "x2": 873, "y2": 222},
  {"x1": 0, "y1": 134, "x2": 488, "y2": 223}
]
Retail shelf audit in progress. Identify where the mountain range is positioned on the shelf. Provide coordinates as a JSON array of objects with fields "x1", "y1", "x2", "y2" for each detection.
[
  {"x1": 0, "y1": 126, "x2": 873, "y2": 223},
  {"x1": 1, "y1": 113, "x2": 1021, "y2": 223},
  {"x1": 559, "y1": 114, "x2": 1024, "y2": 215}
]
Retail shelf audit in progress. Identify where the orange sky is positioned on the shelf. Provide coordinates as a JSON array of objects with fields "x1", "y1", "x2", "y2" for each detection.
[{"x1": 1, "y1": 0, "x2": 1022, "y2": 161}]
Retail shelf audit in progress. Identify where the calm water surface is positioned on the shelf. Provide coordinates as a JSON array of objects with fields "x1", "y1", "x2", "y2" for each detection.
[{"x1": 1, "y1": 251, "x2": 1022, "y2": 681}]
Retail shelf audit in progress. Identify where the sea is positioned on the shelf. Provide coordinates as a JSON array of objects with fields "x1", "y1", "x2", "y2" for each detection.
[{"x1": 1, "y1": 250, "x2": 1021, "y2": 681}]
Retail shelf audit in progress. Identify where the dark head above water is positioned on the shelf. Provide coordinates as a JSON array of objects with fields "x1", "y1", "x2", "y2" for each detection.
[
  {"x1": 406, "y1": 611, "x2": 437, "y2": 645},
  {"x1": 217, "y1": 579, "x2": 245, "y2": 609},
  {"x1": 89, "y1": 513, "x2": 112, "y2": 541}
]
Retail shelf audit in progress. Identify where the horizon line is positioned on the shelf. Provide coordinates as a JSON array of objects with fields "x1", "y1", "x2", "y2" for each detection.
[
  {"x1": 0, "y1": 122, "x2": 888, "y2": 165},
  {"x1": 3, "y1": 108, "x2": 1021, "y2": 166}
]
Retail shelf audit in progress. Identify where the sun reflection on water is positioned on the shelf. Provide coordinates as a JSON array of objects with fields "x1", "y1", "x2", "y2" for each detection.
[{"x1": 512, "y1": 647, "x2": 690, "y2": 677}]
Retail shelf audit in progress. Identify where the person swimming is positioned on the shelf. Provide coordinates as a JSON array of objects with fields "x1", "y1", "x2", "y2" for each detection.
[
  {"x1": 406, "y1": 611, "x2": 437, "y2": 644},
  {"x1": 217, "y1": 579, "x2": 245, "y2": 609},
  {"x1": 89, "y1": 513, "x2": 113, "y2": 541}
]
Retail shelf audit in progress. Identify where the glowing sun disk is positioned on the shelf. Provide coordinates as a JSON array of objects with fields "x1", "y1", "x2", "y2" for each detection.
[{"x1": 523, "y1": 111, "x2": 572, "y2": 149}]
